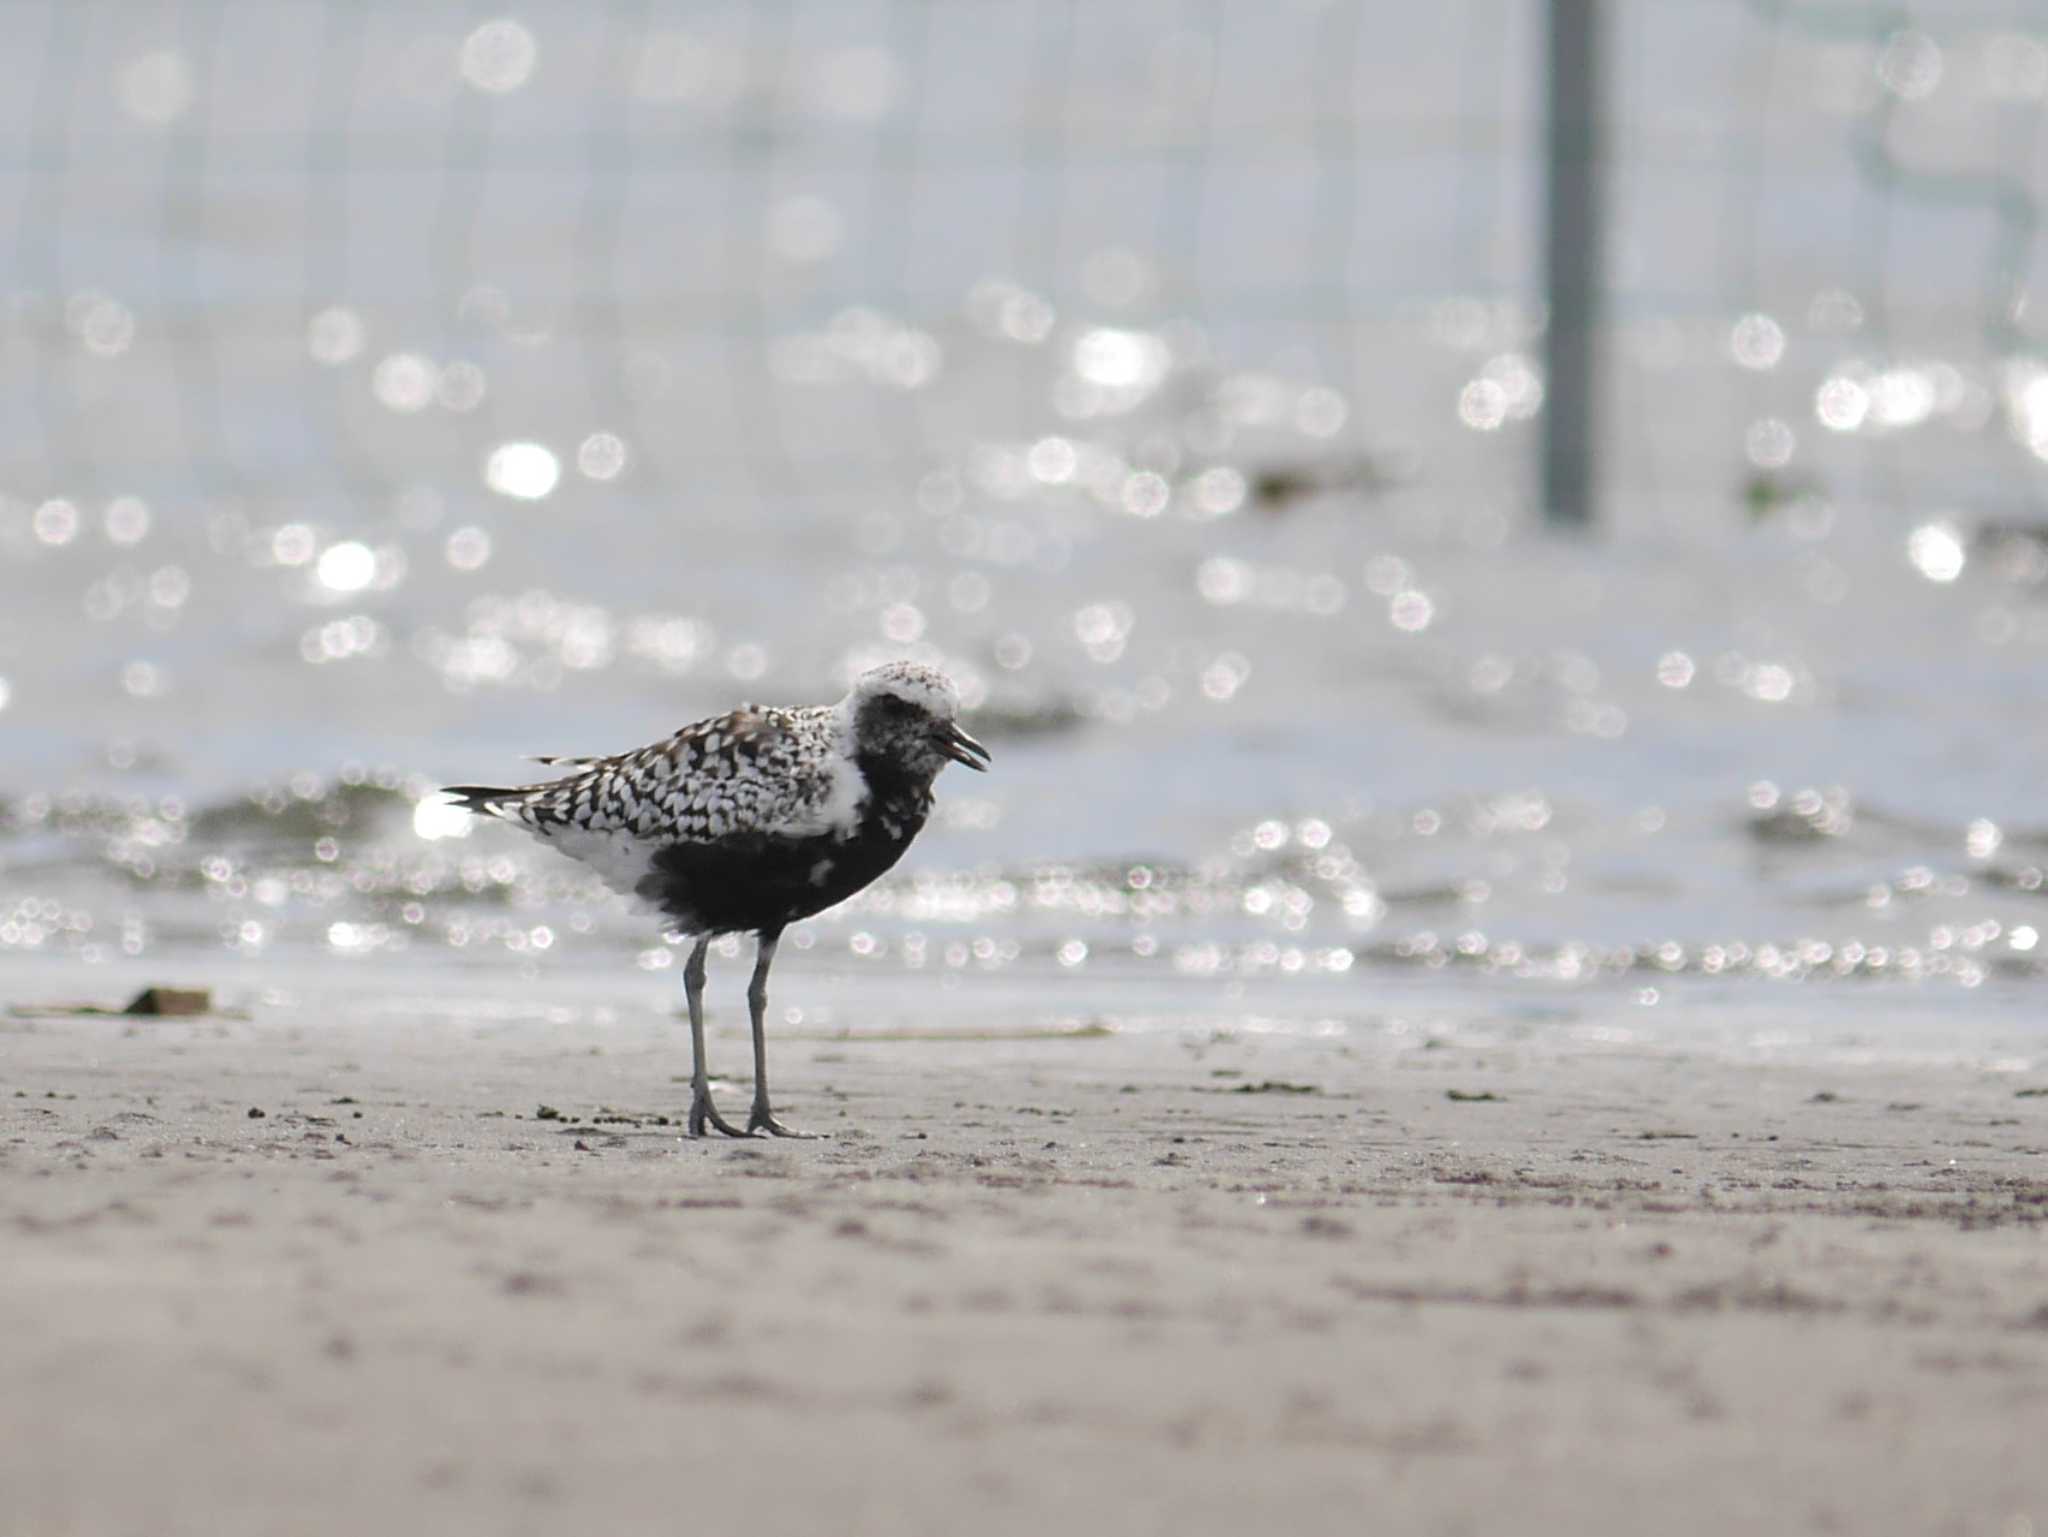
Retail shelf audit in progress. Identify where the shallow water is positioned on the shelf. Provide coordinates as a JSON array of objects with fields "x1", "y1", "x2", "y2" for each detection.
[
  {"x1": 3, "y1": 4, "x2": 2047, "y2": 1061},
  {"x1": 7, "y1": 486, "x2": 2047, "y2": 1042}
]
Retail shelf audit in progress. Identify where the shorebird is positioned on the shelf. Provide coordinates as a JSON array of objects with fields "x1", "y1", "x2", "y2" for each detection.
[{"x1": 444, "y1": 661, "x2": 990, "y2": 1138}]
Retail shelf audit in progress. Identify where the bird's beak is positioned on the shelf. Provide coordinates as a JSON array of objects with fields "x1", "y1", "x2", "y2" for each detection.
[{"x1": 935, "y1": 722, "x2": 991, "y2": 771}]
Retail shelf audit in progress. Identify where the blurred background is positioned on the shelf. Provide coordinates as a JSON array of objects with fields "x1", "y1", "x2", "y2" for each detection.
[{"x1": 6, "y1": 2, "x2": 2048, "y2": 1039}]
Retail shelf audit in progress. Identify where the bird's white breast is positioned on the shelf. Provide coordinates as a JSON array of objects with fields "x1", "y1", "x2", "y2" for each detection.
[{"x1": 770, "y1": 712, "x2": 867, "y2": 840}]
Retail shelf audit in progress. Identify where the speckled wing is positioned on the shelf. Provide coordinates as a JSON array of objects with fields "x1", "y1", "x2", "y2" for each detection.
[{"x1": 444, "y1": 702, "x2": 864, "y2": 894}]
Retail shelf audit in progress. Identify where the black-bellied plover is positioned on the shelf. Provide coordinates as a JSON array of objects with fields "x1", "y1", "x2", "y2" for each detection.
[{"x1": 444, "y1": 661, "x2": 990, "y2": 1138}]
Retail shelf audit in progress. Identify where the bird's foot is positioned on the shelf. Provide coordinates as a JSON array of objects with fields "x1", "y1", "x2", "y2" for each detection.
[
  {"x1": 687, "y1": 1087, "x2": 750, "y2": 1139},
  {"x1": 747, "y1": 1102, "x2": 820, "y2": 1139}
]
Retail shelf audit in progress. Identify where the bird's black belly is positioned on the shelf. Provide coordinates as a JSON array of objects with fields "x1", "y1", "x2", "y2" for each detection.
[{"x1": 638, "y1": 794, "x2": 930, "y2": 936}]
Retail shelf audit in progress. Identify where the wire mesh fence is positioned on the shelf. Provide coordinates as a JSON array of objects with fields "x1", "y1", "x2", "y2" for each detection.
[{"x1": 7, "y1": 1, "x2": 2046, "y2": 537}]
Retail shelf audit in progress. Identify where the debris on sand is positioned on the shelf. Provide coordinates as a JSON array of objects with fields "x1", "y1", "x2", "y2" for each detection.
[{"x1": 124, "y1": 987, "x2": 213, "y2": 1017}]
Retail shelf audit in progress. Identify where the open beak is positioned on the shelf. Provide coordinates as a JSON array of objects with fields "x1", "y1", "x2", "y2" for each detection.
[{"x1": 935, "y1": 722, "x2": 991, "y2": 772}]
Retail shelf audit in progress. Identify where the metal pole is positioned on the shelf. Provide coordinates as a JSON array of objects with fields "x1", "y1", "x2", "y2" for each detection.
[{"x1": 1543, "y1": 0, "x2": 1603, "y2": 530}]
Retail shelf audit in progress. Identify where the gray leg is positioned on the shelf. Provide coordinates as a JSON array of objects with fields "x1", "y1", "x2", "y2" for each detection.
[
  {"x1": 684, "y1": 936, "x2": 746, "y2": 1138},
  {"x1": 745, "y1": 926, "x2": 815, "y2": 1138}
]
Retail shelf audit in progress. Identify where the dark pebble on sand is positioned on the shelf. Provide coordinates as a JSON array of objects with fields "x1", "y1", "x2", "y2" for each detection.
[{"x1": 124, "y1": 987, "x2": 211, "y2": 1017}]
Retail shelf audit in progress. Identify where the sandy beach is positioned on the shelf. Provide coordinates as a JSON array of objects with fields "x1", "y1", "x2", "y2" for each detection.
[
  {"x1": 4, "y1": 975, "x2": 2047, "y2": 1537},
  {"x1": 11, "y1": 2, "x2": 2048, "y2": 1533}
]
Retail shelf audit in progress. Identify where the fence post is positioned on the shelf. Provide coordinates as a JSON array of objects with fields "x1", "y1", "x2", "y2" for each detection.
[{"x1": 1543, "y1": 0, "x2": 1603, "y2": 530}]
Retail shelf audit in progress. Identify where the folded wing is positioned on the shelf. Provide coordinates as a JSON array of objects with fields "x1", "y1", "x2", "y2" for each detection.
[{"x1": 444, "y1": 704, "x2": 852, "y2": 853}]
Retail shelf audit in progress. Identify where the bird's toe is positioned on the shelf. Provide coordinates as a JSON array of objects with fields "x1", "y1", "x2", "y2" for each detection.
[
  {"x1": 687, "y1": 1090, "x2": 749, "y2": 1139},
  {"x1": 747, "y1": 1105, "x2": 820, "y2": 1139}
]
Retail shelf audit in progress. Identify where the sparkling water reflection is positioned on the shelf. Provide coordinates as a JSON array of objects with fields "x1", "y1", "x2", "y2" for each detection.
[{"x1": 5, "y1": 6, "x2": 2048, "y2": 1060}]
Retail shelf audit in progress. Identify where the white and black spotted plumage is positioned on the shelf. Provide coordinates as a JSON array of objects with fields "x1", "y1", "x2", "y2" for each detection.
[{"x1": 443, "y1": 661, "x2": 989, "y2": 1138}]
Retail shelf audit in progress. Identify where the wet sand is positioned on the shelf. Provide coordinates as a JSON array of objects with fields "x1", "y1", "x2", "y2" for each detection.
[{"x1": 4, "y1": 989, "x2": 2047, "y2": 1537}]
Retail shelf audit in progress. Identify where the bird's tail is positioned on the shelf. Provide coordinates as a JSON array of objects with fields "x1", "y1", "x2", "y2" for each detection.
[{"x1": 440, "y1": 784, "x2": 522, "y2": 818}]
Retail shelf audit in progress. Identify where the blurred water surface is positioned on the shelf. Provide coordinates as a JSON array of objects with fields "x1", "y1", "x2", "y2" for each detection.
[{"x1": 4, "y1": 3, "x2": 2048, "y2": 1056}]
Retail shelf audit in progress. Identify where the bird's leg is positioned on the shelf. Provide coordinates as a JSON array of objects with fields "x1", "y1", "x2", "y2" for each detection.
[
  {"x1": 683, "y1": 936, "x2": 746, "y2": 1138},
  {"x1": 745, "y1": 927, "x2": 815, "y2": 1138}
]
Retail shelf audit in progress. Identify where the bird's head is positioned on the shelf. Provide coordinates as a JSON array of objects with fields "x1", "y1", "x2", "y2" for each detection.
[{"x1": 843, "y1": 662, "x2": 990, "y2": 780}]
